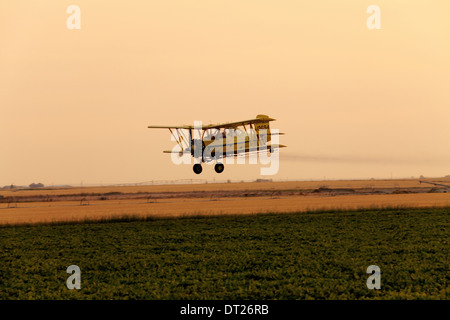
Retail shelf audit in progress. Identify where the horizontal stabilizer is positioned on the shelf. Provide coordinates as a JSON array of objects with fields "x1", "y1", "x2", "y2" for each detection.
[
  {"x1": 163, "y1": 150, "x2": 190, "y2": 154},
  {"x1": 269, "y1": 144, "x2": 287, "y2": 149}
]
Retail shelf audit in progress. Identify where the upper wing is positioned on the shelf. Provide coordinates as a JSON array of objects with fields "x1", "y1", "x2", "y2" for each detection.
[
  {"x1": 147, "y1": 125, "x2": 194, "y2": 129},
  {"x1": 202, "y1": 116, "x2": 276, "y2": 130},
  {"x1": 148, "y1": 115, "x2": 276, "y2": 130}
]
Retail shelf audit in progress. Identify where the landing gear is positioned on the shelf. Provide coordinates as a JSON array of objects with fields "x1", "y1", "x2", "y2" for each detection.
[
  {"x1": 192, "y1": 163, "x2": 224, "y2": 174},
  {"x1": 214, "y1": 163, "x2": 224, "y2": 174},
  {"x1": 193, "y1": 163, "x2": 203, "y2": 174}
]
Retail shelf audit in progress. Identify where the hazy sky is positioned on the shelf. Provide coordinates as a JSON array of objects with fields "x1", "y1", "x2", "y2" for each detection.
[{"x1": 1, "y1": 1, "x2": 449, "y2": 186}]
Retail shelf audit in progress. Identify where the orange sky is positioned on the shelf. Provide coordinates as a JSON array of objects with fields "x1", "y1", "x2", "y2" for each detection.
[{"x1": 1, "y1": 1, "x2": 449, "y2": 186}]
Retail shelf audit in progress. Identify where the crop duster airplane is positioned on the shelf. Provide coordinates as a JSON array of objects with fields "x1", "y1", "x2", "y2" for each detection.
[{"x1": 148, "y1": 114, "x2": 286, "y2": 174}]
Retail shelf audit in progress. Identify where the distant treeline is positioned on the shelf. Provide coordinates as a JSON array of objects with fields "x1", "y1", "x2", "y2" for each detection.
[{"x1": 2, "y1": 183, "x2": 45, "y2": 189}]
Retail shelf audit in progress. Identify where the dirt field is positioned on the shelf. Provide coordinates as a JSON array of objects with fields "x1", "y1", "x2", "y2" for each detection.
[
  {"x1": 2, "y1": 178, "x2": 449, "y2": 197},
  {"x1": 1, "y1": 178, "x2": 449, "y2": 225}
]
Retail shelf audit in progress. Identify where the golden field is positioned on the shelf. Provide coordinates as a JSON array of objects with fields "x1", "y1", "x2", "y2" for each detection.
[
  {"x1": 0, "y1": 193, "x2": 449, "y2": 225},
  {"x1": 0, "y1": 178, "x2": 449, "y2": 225}
]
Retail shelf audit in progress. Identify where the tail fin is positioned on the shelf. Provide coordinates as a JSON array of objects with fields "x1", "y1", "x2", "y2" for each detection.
[{"x1": 254, "y1": 114, "x2": 272, "y2": 143}]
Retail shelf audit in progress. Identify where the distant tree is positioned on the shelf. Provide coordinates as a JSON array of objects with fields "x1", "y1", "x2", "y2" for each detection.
[{"x1": 29, "y1": 183, "x2": 44, "y2": 188}]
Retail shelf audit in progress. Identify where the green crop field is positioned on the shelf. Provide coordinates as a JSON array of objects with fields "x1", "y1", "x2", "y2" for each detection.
[{"x1": 0, "y1": 207, "x2": 448, "y2": 299}]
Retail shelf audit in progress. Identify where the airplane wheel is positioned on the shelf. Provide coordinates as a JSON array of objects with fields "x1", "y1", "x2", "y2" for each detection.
[
  {"x1": 193, "y1": 164, "x2": 203, "y2": 174},
  {"x1": 214, "y1": 163, "x2": 224, "y2": 174}
]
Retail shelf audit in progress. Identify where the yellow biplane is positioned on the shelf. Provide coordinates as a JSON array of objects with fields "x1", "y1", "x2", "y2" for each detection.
[{"x1": 148, "y1": 114, "x2": 286, "y2": 174}]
